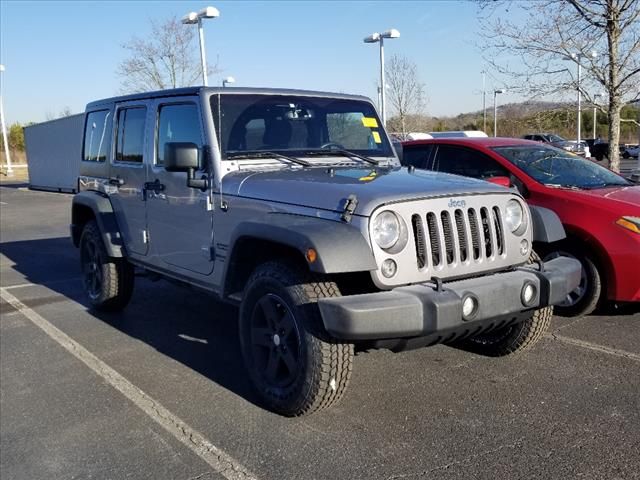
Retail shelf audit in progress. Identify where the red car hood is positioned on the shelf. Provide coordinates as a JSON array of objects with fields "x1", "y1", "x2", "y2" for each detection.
[{"x1": 574, "y1": 185, "x2": 640, "y2": 209}]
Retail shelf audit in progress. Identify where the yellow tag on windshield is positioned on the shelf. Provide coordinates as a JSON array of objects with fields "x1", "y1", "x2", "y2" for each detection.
[
  {"x1": 372, "y1": 131, "x2": 382, "y2": 143},
  {"x1": 362, "y1": 117, "x2": 378, "y2": 128}
]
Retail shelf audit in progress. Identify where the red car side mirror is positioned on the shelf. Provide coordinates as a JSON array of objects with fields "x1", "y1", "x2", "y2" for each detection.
[{"x1": 486, "y1": 176, "x2": 511, "y2": 188}]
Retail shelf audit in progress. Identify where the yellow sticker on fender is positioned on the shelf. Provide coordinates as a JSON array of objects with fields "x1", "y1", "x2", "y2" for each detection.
[
  {"x1": 372, "y1": 131, "x2": 382, "y2": 143},
  {"x1": 362, "y1": 117, "x2": 378, "y2": 128}
]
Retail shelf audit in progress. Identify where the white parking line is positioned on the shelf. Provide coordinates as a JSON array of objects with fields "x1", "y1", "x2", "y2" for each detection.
[
  {"x1": 548, "y1": 333, "x2": 640, "y2": 362},
  {"x1": 2, "y1": 277, "x2": 81, "y2": 290},
  {"x1": 0, "y1": 287, "x2": 259, "y2": 480}
]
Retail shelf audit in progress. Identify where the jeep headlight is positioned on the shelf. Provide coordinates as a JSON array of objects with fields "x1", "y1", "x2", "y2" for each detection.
[
  {"x1": 504, "y1": 199, "x2": 525, "y2": 234},
  {"x1": 372, "y1": 210, "x2": 401, "y2": 249}
]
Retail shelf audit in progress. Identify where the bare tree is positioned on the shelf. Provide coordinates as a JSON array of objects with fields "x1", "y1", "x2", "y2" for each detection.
[
  {"x1": 478, "y1": 0, "x2": 640, "y2": 172},
  {"x1": 116, "y1": 16, "x2": 218, "y2": 93},
  {"x1": 385, "y1": 54, "x2": 426, "y2": 135}
]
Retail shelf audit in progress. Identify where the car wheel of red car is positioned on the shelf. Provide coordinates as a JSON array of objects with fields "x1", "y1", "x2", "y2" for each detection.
[{"x1": 543, "y1": 250, "x2": 602, "y2": 317}]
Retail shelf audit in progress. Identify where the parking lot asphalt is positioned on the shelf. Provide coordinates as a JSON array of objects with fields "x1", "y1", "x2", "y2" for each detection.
[{"x1": 1, "y1": 183, "x2": 639, "y2": 480}]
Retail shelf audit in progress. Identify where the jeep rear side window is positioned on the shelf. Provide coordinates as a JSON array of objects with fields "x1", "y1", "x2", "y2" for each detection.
[
  {"x1": 435, "y1": 145, "x2": 508, "y2": 179},
  {"x1": 156, "y1": 103, "x2": 201, "y2": 165},
  {"x1": 83, "y1": 110, "x2": 112, "y2": 162},
  {"x1": 115, "y1": 107, "x2": 146, "y2": 163}
]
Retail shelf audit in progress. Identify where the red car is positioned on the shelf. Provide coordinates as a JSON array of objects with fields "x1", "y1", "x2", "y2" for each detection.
[{"x1": 401, "y1": 137, "x2": 640, "y2": 316}]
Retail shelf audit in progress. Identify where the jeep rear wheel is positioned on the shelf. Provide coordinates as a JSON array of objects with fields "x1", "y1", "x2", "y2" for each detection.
[
  {"x1": 459, "y1": 251, "x2": 553, "y2": 356},
  {"x1": 80, "y1": 220, "x2": 134, "y2": 312},
  {"x1": 239, "y1": 261, "x2": 354, "y2": 416},
  {"x1": 460, "y1": 307, "x2": 553, "y2": 356}
]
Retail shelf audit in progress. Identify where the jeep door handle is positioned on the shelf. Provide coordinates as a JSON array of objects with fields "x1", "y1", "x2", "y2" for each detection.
[
  {"x1": 109, "y1": 176, "x2": 125, "y2": 186},
  {"x1": 143, "y1": 180, "x2": 165, "y2": 193}
]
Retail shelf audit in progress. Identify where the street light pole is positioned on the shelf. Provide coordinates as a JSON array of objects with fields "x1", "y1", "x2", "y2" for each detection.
[
  {"x1": 493, "y1": 89, "x2": 504, "y2": 137},
  {"x1": 379, "y1": 36, "x2": 386, "y2": 124},
  {"x1": 182, "y1": 7, "x2": 220, "y2": 87},
  {"x1": 0, "y1": 64, "x2": 13, "y2": 176},
  {"x1": 197, "y1": 17, "x2": 208, "y2": 86},
  {"x1": 569, "y1": 50, "x2": 597, "y2": 144},
  {"x1": 364, "y1": 29, "x2": 400, "y2": 126}
]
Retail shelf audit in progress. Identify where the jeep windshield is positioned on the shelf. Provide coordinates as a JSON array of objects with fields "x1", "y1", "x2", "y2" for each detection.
[
  {"x1": 493, "y1": 145, "x2": 631, "y2": 189},
  {"x1": 210, "y1": 94, "x2": 393, "y2": 162}
]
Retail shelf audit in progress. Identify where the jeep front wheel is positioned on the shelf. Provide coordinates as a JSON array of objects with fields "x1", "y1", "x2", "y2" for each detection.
[
  {"x1": 80, "y1": 220, "x2": 134, "y2": 312},
  {"x1": 239, "y1": 261, "x2": 354, "y2": 416}
]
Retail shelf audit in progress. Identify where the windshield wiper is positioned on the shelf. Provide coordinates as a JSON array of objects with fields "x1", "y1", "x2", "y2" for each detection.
[
  {"x1": 583, "y1": 182, "x2": 630, "y2": 189},
  {"x1": 545, "y1": 183, "x2": 582, "y2": 190},
  {"x1": 301, "y1": 149, "x2": 380, "y2": 166},
  {"x1": 226, "y1": 151, "x2": 311, "y2": 167}
]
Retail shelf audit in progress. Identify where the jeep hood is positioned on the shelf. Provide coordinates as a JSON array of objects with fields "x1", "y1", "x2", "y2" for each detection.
[{"x1": 222, "y1": 166, "x2": 507, "y2": 216}]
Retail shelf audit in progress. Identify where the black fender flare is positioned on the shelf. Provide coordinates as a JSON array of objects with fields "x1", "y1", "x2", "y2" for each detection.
[
  {"x1": 529, "y1": 205, "x2": 566, "y2": 244},
  {"x1": 226, "y1": 214, "x2": 377, "y2": 275},
  {"x1": 71, "y1": 191, "x2": 125, "y2": 257}
]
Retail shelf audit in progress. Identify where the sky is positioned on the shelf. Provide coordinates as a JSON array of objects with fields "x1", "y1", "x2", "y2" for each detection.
[{"x1": 0, "y1": 0, "x2": 523, "y2": 125}]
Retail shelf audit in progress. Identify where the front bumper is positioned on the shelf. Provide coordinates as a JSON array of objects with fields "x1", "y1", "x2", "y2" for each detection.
[{"x1": 318, "y1": 257, "x2": 581, "y2": 341}]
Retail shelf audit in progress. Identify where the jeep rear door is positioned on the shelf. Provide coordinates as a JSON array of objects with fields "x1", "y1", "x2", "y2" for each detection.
[
  {"x1": 145, "y1": 98, "x2": 214, "y2": 276},
  {"x1": 109, "y1": 102, "x2": 149, "y2": 256}
]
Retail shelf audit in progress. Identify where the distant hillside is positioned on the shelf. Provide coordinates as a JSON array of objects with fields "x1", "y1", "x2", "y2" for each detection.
[{"x1": 389, "y1": 101, "x2": 640, "y2": 143}]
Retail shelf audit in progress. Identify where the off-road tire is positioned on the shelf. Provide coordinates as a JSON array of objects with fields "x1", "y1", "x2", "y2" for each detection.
[
  {"x1": 79, "y1": 220, "x2": 134, "y2": 312},
  {"x1": 459, "y1": 251, "x2": 553, "y2": 356},
  {"x1": 239, "y1": 261, "x2": 354, "y2": 416}
]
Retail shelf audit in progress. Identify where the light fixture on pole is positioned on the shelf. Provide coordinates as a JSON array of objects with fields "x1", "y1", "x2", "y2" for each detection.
[
  {"x1": 493, "y1": 89, "x2": 504, "y2": 137},
  {"x1": 364, "y1": 28, "x2": 400, "y2": 126},
  {"x1": 222, "y1": 76, "x2": 235, "y2": 87},
  {"x1": 592, "y1": 92, "x2": 602, "y2": 139},
  {"x1": 568, "y1": 50, "x2": 598, "y2": 144},
  {"x1": 0, "y1": 64, "x2": 12, "y2": 176},
  {"x1": 182, "y1": 6, "x2": 220, "y2": 87}
]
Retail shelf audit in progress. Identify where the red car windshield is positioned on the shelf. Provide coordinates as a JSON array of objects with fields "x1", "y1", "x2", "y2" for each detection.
[{"x1": 493, "y1": 145, "x2": 631, "y2": 189}]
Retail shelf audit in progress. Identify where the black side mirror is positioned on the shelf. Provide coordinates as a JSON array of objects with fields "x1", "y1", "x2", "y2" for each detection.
[
  {"x1": 510, "y1": 174, "x2": 530, "y2": 198},
  {"x1": 164, "y1": 142, "x2": 208, "y2": 190}
]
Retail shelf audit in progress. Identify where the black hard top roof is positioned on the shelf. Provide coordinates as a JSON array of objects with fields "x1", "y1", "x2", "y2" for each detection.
[{"x1": 86, "y1": 87, "x2": 371, "y2": 110}]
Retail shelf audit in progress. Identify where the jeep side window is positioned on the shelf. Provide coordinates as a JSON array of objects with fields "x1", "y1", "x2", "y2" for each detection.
[
  {"x1": 435, "y1": 145, "x2": 508, "y2": 179},
  {"x1": 83, "y1": 110, "x2": 112, "y2": 162},
  {"x1": 156, "y1": 103, "x2": 202, "y2": 165},
  {"x1": 401, "y1": 145, "x2": 434, "y2": 169},
  {"x1": 115, "y1": 107, "x2": 146, "y2": 163}
]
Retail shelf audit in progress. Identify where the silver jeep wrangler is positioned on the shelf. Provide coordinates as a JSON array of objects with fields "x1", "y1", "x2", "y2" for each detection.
[{"x1": 71, "y1": 87, "x2": 581, "y2": 416}]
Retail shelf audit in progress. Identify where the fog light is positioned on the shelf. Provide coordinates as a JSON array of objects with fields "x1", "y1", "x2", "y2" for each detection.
[
  {"x1": 461, "y1": 294, "x2": 479, "y2": 320},
  {"x1": 520, "y1": 239, "x2": 529, "y2": 256},
  {"x1": 381, "y1": 259, "x2": 397, "y2": 278},
  {"x1": 521, "y1": 281, "x2": 537, "y2": 307}
]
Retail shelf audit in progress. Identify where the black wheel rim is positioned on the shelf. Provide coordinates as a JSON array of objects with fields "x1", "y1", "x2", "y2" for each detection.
[
  {"x1": 81, "y1": 238, "x2": 103, "y2": 300},
  {"x1": 249, "y1": 293, "x2": 301, "y2": 388}
]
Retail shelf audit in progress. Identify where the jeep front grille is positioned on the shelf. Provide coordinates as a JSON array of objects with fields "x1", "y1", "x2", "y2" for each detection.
[
  {"x1": 368, "y1": 194, "x2": 531, "y2": 289},
  {"x1": 410, "y1": 206, "x2": 505, "y2": 271}
]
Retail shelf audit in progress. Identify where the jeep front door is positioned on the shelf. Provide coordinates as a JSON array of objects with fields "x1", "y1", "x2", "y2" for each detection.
[{"x1": 145, "y1": 99, "x2": 214, "y2": 276}]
